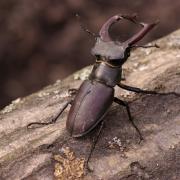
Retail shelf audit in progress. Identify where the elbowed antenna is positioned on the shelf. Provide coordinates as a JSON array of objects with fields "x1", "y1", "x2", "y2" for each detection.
[{"x1": 76, "y1": 14, "x2": 98, "y2": 39}]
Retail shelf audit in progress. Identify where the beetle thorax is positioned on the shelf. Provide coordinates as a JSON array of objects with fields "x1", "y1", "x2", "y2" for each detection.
[{"x1": 89, "y1": 62, "x2": 122, "y2": 87}]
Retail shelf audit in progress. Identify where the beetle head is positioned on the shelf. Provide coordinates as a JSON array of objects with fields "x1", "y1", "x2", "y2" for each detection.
[{"x1": 91, "y1": 14, "x2": 158, "y2": 66}]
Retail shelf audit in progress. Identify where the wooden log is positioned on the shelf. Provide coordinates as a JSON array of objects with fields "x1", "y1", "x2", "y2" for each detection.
[{"x1": 0, "y1": 29, "x2": 180, "y2": 180}]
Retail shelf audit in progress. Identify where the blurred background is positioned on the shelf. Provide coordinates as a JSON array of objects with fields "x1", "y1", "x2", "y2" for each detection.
[{"x1": 0, "y1": 0, "x2": 180, "y2": 109}]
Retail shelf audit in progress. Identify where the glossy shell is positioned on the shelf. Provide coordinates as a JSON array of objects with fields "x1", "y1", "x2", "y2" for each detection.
[{"x1": 66, "y1": 80, "x2": 114, "y2": 137}]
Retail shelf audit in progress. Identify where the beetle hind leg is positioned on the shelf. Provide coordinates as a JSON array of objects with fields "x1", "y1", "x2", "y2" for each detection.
[
  {"x1": 114, "y1": 97, "x2": 143, "y2": 143},
  {"x1": 85, "y1": 121, "x2": 105, "y2": 172}
]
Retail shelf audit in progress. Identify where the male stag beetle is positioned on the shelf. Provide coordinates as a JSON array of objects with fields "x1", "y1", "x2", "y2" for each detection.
[{"x1": 28, "y1": 14, "x2": 180, "y2": 167}]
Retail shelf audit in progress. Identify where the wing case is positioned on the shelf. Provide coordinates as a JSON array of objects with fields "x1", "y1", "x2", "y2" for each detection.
[{"x1": 66, "y1": 80, "x2": 114, "y2": 137}]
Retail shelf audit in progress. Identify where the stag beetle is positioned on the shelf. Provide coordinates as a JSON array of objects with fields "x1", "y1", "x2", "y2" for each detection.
[{"x1": 28, "y1": 14, "x2": 180, "y2": 167}]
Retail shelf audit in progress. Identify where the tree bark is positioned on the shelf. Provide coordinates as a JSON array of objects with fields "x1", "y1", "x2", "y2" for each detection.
[{"x1": 0, "y1": 29, "x2": 180, "y2": 180}]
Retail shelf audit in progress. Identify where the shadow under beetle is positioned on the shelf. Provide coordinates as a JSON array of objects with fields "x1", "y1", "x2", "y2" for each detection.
[{"x1": 28, "y1": 14, "x2": 180, "y2": 169}]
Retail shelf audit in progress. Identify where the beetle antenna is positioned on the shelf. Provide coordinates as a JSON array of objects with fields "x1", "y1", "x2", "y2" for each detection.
[
  {"x1": 130, "y1": 43, "x2": 160, "y2": 49},
  {"x1": 75, "y1": 14, "x2": 98, "y2": 39}
]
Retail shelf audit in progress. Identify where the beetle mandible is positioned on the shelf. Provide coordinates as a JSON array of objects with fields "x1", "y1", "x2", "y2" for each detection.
[{"x1": 28, "y1": 14, "x2": 180, "y2": 166}]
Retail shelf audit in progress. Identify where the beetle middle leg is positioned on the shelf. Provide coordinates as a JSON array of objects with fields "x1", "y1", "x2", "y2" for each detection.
[
  {"x1": 27, "y1": 99, "x2": 73, "y2": 129},
  {"x1": 27, "y1": 88, "x2": 78, "y2": 129},
  {"x1": 114, "y1": 97, "x2": 143, "y2": 142},
  {"x1": 118, "y1": 83, "x2": 180, "y2": 96}
]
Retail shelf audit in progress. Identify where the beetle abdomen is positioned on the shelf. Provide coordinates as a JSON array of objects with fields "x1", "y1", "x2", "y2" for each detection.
[{"x1": 66, "y1": 80, "x2": 114, "y2": 137}]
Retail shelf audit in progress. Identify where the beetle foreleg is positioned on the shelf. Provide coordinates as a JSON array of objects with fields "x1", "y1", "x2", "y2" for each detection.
[
  {"x1": 114, "y1": 97, "x2": 143, "y2": 142},
  {"x1": 27, "y1": 100, "x2": 73, "y2": 129},
  {"x1": 118, "y1": 83, "x2": 180, "y2": 97}
]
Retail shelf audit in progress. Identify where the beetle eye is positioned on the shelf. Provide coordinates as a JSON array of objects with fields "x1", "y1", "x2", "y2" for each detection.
[
  {"x1": 126, "y1": 48, "x2": 131, "y2": 56},
  {"x1": 126, "y1": 52, "x2": 130, "y2": 57},
  {"x1": 95, "y1": 55, "x2": 101, "y2": 60}
]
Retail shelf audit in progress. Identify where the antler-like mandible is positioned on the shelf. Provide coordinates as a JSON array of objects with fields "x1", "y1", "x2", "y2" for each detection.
[
  {"x1": 125, "y1": 20, "x2": 158, "y2": 46},
  {"x1": 99, "y1": 14, "x2": 138, "y2": 42},
  {"x1": 99, "y1": 15, "x2": 122, "y2": 41},
  {"x1": 99, "y1": 14, "x2": 158, "y2": 44}
]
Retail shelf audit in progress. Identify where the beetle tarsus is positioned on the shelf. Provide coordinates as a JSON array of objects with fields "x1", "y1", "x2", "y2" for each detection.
[
  {"x1": 27, "y1": 100, "x2": 72, "y2": 129},
  {"x1": 118, "y1": 83, "x2": 180, "y2": 97},
  {"x1": 114, "y1": 97, "x2": 144, "y2": 142}
]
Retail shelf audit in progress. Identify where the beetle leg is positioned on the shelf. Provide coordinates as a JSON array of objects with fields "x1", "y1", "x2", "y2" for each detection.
[
  {"x1": 27, "y1": 100, "x2": 73, "y2": 129},
  {"x1": 118, "y1": 83, "x2": 180, "y2": 97},
  {"x1": 85, "y1": 121, "x2": 105, "y2": 172},
  {"x1": 114, "y1": 97, "x2": 143, "y2": 142}
]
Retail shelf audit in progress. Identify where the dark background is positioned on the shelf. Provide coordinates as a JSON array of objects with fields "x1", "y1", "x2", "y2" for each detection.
[{"x1": 0, "y1": 0, "x2": 180, "y2": 109}]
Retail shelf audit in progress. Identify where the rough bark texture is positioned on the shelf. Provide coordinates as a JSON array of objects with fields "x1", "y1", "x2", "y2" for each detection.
[{"x1": 0, "y1": 29, "x2": 180, "y2": 180}]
